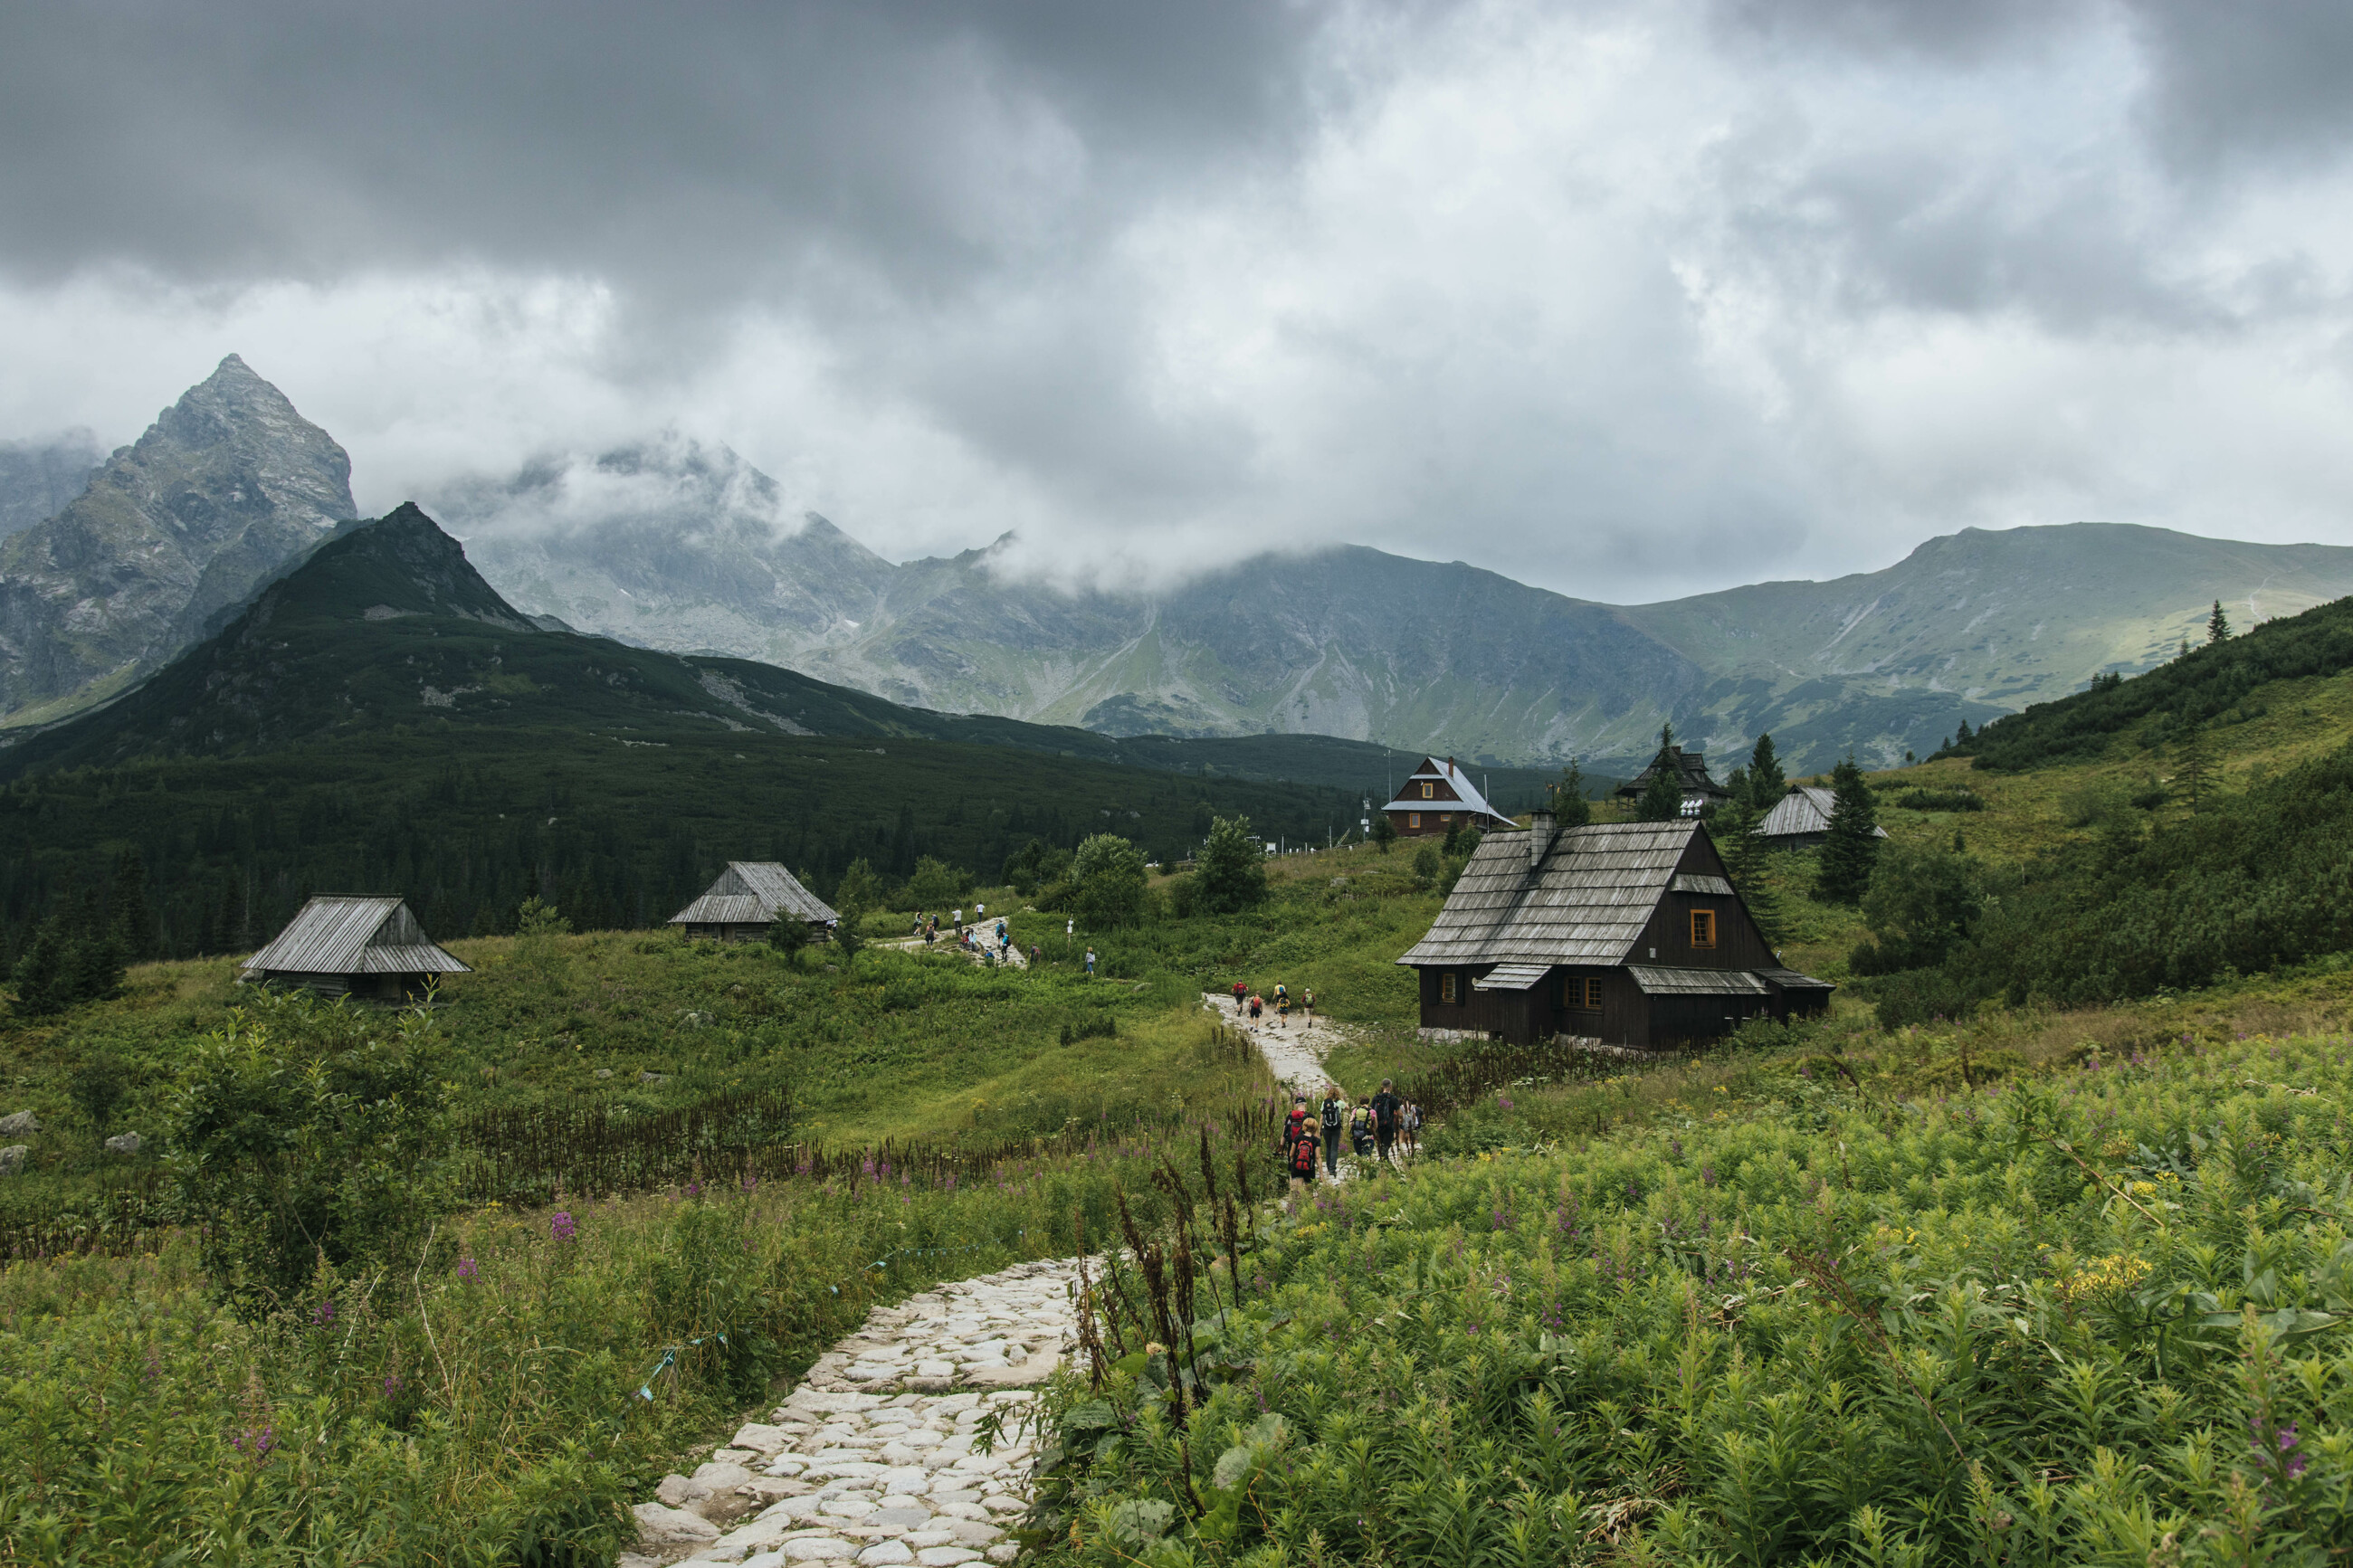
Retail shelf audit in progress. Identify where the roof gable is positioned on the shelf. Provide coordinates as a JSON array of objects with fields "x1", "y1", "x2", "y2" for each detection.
[
  {"x1": 245, "y1": 895, "x2": 471, "y2": 975},
  {"x1": 672, "y1": 861, "x2": 838, "y2": 926},
  {"x1": 1397, "y1": 820, "x2": 1700, "y2": 968},
  {"x1": 1383, "y1": 755, "x2": 1507, "y2": 821},
  {"x1": 1755, "y1": 784, "x2": 1888, "y2": 841}
]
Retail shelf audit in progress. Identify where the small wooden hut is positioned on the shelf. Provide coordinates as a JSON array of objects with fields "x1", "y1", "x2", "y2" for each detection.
[
  {"x1": 243, "y1": 896, "x2": 470, "y2": 1002},
  {"x1": 1754, "y1": 784, "x2": 1891, "y2": 850},
  {"x1": 669, "y1": 861, "x2": 838, "y2": 944},
  {"x1": 1397, "y1": 813, "x2": 1833, "y2": 1049}
]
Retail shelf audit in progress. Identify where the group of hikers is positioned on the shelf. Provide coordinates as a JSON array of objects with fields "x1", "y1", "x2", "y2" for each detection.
[
  {"x1": 1279, "y1": 1078, "x2": 1419, "y2": 1188},
  {"x1": 911, "y1": 907, "x2": 1028, "y2": 967},
  {"x1": 1230, "y1": 978, "x2": 1312, "y2": 1027}
]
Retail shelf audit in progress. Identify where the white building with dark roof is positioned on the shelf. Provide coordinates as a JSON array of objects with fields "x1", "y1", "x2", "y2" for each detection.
[
  {"x1": 1381, "y1": 755, "x2": 1516, "y2": 839},
  {"x1": 669, "y1": 861, "x2": 838, "y2": 944},
  {"x1": 1397, "y1": 814, "x2": 1832, "y2": 1048},
  {"x1": 243, "y1": 896, "x2": 470, "y2": 1002}
]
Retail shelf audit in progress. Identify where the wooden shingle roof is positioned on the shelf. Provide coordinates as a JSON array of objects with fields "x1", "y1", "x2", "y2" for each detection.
[
  {"x1": 1756, "y1": 785, "x2": 1889, "y2": 841},
  {"x1": 1396, "y1": 820, "x2": 1699, "y2": 969},
  {"x1": 244, "y1": 896, "x2": 470, "y2": 977},
  {"x1": 670, "y1": 861, "x2": 838, "y2": 927}
]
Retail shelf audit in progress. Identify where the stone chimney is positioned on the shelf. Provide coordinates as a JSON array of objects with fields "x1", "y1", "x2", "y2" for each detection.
[{"x1": 1528, "y1": 807, "x2": 1555, "y2": 870}]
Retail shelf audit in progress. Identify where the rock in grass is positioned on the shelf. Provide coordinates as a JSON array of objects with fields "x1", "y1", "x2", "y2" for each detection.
[
  {"x1": 0, "y1": 1111, "x2": 36, "y2": 1137},
  {"x1": 633, "y1": 1501, "x2": 720, "y2": 1544},
  {"x1": 104, "y1": 1132, "x2": 141, "y2": 1155},
  {"x1": 0, "y1": 1146, "x2": 28, "y2": 1176}
]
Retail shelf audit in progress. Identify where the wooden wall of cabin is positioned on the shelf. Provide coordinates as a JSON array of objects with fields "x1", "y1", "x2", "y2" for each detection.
[
  {"x1": 1545, "y1": 965, "x2": 1652, "y2": 1049},
  {"x1": 1415, "y1": 965, "x2": 1522, "y2": 1037}
]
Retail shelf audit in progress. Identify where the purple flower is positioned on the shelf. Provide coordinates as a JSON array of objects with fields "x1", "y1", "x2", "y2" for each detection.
[
  {"x1": 312, "y1": 1299, "x2": 336, "y2": 1326},
  {"x1": 383, "y1": 1373, "x2": 403, "y2": 1397},
  {"x1": 1701, "y1": 1165, "x2": 1717, "y2": 1187},
  {"x1": 550, "y1": 1211, "x2": 576, "y2": 1243},
  {"x1": 455, "y1": 1257, "x2": 479, "y2": 1281},
  {"x1": 231, "y1": 1425, "x2": 275, "y2": 1462},
  {"x1": 686, "y1": 1182, "x2": 701, "y2": 1199}
]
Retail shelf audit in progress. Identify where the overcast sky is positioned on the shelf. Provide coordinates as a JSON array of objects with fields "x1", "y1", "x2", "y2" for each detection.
[{"x1": 4, "y1": 0, "x2": 2352, "y2": 602}]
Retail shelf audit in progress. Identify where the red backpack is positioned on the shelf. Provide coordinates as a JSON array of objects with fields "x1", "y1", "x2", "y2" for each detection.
[{"x1": 1290, "y1": 1136, "x2": 1317, "y2": 1176}]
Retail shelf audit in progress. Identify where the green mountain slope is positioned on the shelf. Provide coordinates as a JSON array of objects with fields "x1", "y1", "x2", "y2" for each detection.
[{"x1": 442, "y1": 441, "x2": 2353, "y2": 769}]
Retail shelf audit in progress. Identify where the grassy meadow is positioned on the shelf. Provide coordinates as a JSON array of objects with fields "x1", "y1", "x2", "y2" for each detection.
[{"x1": 15, "y1": 645, "x2": 2353, "y2": 1563}]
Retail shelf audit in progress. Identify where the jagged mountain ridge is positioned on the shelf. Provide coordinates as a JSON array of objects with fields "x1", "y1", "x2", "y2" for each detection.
[
  {"x1": 1, "y1": 501, "x2": 1544, "y2": 809},
  {"x1": 0, "y1": 356, "x2": 355, "y2": 727},
  {"x1": 436, "y1": 444, "x2": 2353, "y2": 769}
]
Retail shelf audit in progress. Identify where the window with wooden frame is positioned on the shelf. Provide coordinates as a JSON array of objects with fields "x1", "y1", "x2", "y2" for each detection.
[
  {"x1": 1439, "y1": 971, "x2": 1459, "y2": 1003},
  {"x1": 1420, "y1": 781, "x2": 1434, "y2": 799},
  {"x1": 1440, "y1": 813, "x2": 1453, "y2": 823},
  {"x1": 1558, "y1": 975, "x2": 1603, "y2": 1010},
  {"x1": 1690, "y1": 908, "x2": 1717, "y2": 948},
  {"x1": 1408, "y1": 812, "x2": 1422, "y2": 829}
]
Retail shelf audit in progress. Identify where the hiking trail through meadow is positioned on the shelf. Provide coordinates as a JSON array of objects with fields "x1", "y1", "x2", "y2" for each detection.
[{"x1": 623, "y1": 990, "x2": 1369, "y2": 1564}]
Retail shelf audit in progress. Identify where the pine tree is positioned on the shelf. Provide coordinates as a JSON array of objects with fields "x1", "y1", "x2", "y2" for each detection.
[
  {"x1": 1712, "y1": 802, "x2": 1786, "y2": 946},
  {"x1": 2175, "y1": 727, "x2": 2215, "y2": 814},
  {"x1": 1814, "y1": 753, "x2": 1881, "y2": 905},
  {"x1": 11, "y1": 916, "x2": 71, "y2": 1016},
  {"x1": 1746, "y1": 733, "x2": 1786, "y2": 810},
  {"x1": 1547, "y1": 760, "x2": 1592, "y2": 828},
  {"x1": 1370, "y1": 812, "x2": 1398, "y2": 853},
  {"x1": 2208, "y1": 599, "x2": 2232, "y2": 644}
]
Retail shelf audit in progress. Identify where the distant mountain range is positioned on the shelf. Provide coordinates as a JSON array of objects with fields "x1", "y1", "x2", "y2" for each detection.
[
  {"x1": 438, "y1": 442, "x2": 2353, "y2": 770},
  {"x1": 0, "y1": 499, "x2": 1567, "y2": 818},
  {"x1": 10, "y1": 360, "x2": 2353, "y2": 774}
]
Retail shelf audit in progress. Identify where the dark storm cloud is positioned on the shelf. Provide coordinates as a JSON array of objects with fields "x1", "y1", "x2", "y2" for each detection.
[
  {"x1": 0, "y1": 1, "x2": 1336, "y2": 299},
  {"x1": 2129, "y1": 0, "x2": 2353, "y2": 171}
]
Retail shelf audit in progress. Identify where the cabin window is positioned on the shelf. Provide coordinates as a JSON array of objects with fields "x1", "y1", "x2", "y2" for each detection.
[
  {"x1": 1439, "y1": 971, "x2": 1459, "y2": 1003},
  {"x1": 1408, "y1": 812, "x2": 1422, "y2": 829},
  {"x1": 1691, "y1": 908, "x2": 1717, "y2": 948},
  {"x1": 1420, "y1": 782, "x2": 1434, "y2": 799},
  {"x1": 1559, "y1": 975, "x2": 1602, "y2": 1010},
  {"x1": 1440, "y1": 813, "x2": 1453, "y2": 823}
]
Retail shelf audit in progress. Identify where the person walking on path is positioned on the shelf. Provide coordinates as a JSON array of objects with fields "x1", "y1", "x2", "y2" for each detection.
[
  {"x1": 1281, "y1": 1094, "x2": 1309, "y2": 1153},
  {"x1": 1275, "y1": 989, "x2": 1290, "y2": 1029},
  {"x1": 1286, "y1": 1119, "x2": 1321, "y2": 1195},
  {"x1": 1084, "y1": 947, "x2": 1097, "y2": 977},
  {"x1": 1369, "y1": 1079, "x2": 1404, "y2": 1164},
  {"x1": 1247, "y1": 993, "x2": 1262, "y2": 1022},
  {"x1": 1318, "y1": 1084, "x2": 1347, "y2": 1176},
  {"x1": 1401, "y1": 1100, "x2": 1423, "y2": 1158},
  {"x1": 1303, "y1": 986, "x2": 1314, "y2": 1022},
  {"x1": 1232, "y1": 980, "x2": 1246, "y2": 1014}
]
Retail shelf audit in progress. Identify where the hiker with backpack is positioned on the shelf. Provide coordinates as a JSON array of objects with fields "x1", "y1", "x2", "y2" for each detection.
[
  {"x1": 1318, "y1": 1084, "x2": 1347, "y2": 1175},
  {"x1": 1349, "y1": 1104, "x2": 1374, "y2": 1157},
  {"x1": 1369, "y1": 1079, "x2": 1403, "y2": 1164},
  {"x1": 1281, "y1": 1094, "x2": 1310, "y2": 1154},
  {"x1": 1286, "y1": 1117, "x2": 1321, "y2": 1194},
  {"x1": 1231, "y1": 980, "x2": 1246, "y2": 1014}
]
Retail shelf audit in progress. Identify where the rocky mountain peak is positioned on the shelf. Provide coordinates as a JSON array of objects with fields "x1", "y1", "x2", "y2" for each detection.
[{"x1": 0, "y1": 356, "x2": 357, "y2": 725}]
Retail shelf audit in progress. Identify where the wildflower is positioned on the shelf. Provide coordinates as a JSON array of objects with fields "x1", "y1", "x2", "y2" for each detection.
[
  {"x1": 686, "y1": 1182, "x2": 700, "y2": 1199},
  {"x1": 312, "y1": 1299, "x2": 337, "y2": 1326},
  {"x1": 383, "y1": 1373, "x2": 403, "y2": 1398},
  {"x1": 456, "y1": 1257, "x2": 479, "y2": 1281},
  {"x1": 551, "y1": 1211, "x2": 576, "y2": 1243}
]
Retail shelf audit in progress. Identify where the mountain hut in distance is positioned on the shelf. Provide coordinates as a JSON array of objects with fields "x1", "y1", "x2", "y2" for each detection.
[
  {"x1": 1396, "y1": 814, "x2": 1833, "y2": 1050},
  {"x1": 1379, "y1": 755, "x2": 1517, "y2": 839},
  {"x1": 670, "y1": 861, "x2": 838, "y2": 944},
  {"x1": 1612, "y1": 743, "x2": 1732, "y2": 816},
  {"x1": 242, "y1": 896, "x2": 470, "y2": 1003},
  {"x1": 1754, "y1": 784, "x2": 1892, "y2": 851}
]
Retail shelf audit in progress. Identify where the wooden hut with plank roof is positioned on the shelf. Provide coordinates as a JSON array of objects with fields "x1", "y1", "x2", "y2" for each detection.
[
  {"x1": 1397, "y1": 812, "x2": 1832, "y2": 1049},
  {"x1": 1380, "y1": 755, "x2": 1516, "y2": 839},
  {"x1": 243, "y1": 896, "x2": 470, "y2": 1002},
  {"x1": 1754, "y1": 784, "x2": 1890, "y2": 851},
  {"x1": 669, "y1": 861, "x2": 837, "y2": 944}
]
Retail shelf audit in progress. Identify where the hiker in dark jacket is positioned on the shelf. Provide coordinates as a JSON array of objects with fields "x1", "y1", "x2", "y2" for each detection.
[
  {"x1": 1318, "y1": 1084, "x2": 1347, "y2": 1175},
  {"x1": 1281, "y1": 1094, "x2": 1310, "y2": 1154},
  {"x1": 1369, "y1": 1079, "x2": 1404, "y2": 1164}
]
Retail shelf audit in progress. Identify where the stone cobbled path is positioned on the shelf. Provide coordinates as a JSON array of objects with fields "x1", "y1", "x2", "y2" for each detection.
[{"x1": 625, "y1": 1260, "x2": 1079, "y2": 1567}]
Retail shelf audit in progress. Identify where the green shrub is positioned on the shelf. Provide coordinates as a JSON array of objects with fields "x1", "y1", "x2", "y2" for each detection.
[
  {"x1": 1192, "y1": 815, "x2": 1268, "y2": 916},
  {"x1": 167, "y1": 990, "x2": 456, "y2": 1315}
]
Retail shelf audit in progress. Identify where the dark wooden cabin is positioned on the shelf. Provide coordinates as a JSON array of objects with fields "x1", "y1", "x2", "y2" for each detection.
[
  {"x1": 669, "y1": 861, "x2": 838, "y2": 943},
  {"x1": 242, "y1": 896, "x2": 471, "y2": 1002},
  {"x1": 1613, "y1": 744, "x2": 1732, "y2": 815},
  {"x1": 1397, "y1": 814, "x2": 1833, "y2": 1049},
  {"x1": 1381, "y1": 755, "x2": 1516, "y2": 839}
]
